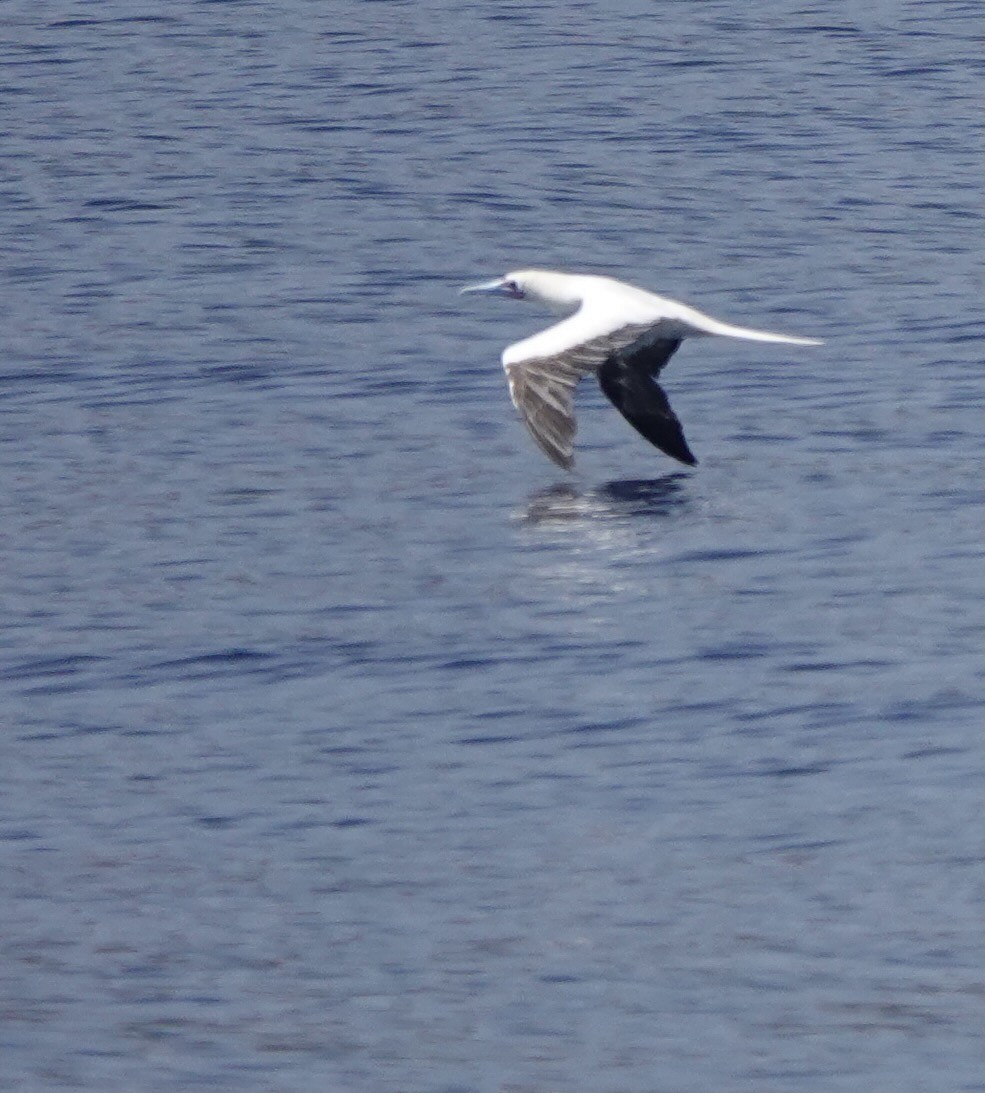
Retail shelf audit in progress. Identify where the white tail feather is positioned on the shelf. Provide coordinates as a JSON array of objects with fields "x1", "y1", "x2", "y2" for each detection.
[{"x1": 681, "y1": 310, "x2": 823, "y2": 346}]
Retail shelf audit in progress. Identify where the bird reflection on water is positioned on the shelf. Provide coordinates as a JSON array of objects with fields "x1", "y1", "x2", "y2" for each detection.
[{"x1": 518, "y1": 473, "x2": 691, "y2": 525}]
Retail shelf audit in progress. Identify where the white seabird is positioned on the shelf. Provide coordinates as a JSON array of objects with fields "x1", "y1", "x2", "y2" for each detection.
[{"x1": 461, "y1": 269, "x2": 822, "y2": 470}]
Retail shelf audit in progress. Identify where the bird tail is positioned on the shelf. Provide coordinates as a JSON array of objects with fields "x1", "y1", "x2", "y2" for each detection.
[
  {"x1": 678, "y1": 306, "x2": 823, "y2": 346},
  {"x1": 713, "y1": 322, "x2": 823, "y2": 346}
]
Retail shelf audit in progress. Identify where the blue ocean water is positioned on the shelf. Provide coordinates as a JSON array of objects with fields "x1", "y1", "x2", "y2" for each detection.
[{"x1": 1, "y1": 1, "x2": 982, "y2": 1090}]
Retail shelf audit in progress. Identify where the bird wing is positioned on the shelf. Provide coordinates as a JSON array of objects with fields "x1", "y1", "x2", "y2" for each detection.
[
  {"x1": 596, "y1": 337, "x2": 697, "y2": 466},
  {"x1": 615, "y1": 332, "x2": 683, "y2": 378},
  {"x1": 504, "y1": 357, "x2": 582, "y2": 469},
  {"x1": 504, "y1": 323, "x2": 653, "y2": 469}
]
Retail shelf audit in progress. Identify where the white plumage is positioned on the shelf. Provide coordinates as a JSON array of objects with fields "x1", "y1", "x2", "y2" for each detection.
[{"x1": 461, "y1": 269, "x2": 822, "y2": 470}]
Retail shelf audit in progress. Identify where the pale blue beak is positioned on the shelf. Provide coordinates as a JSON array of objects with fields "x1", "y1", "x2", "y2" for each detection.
[{"x1": 459, "y1": 278, "x2": 511, "y2": 296}]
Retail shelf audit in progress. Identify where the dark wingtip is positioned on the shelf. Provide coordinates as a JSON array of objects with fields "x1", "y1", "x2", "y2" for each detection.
[
  {"x1": 662, "y1": 438, "x2": 698, "y2": 467},
  {"x1": 679, "y1": 442, "x2": 698, "y2": 466},
  {"x1": 597, "y1": 356, "x2": 699, "y2": 469}
]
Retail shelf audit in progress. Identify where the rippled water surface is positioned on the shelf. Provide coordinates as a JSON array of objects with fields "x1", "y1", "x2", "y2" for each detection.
[{"x1": 1, "y1": 1, "x2": 982, "y2": 1090}]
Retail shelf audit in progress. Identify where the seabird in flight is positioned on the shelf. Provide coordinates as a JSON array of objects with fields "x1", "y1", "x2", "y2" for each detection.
[{"x1": 461, "y1": 269, "x2": 822, "y2": 469}]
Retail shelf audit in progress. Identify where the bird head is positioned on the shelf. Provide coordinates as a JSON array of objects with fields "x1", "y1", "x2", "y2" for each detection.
[
  {"x1": 459, "y1": 274, "x2": 526, "y2": 300},
  {"x1": 460, "y1": 270, "x2": 585, "y2": 313}
]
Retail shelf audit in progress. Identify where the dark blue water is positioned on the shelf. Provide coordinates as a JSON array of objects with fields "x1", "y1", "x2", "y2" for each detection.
[{"x1": 1, "y1": 2, "x2": 982, "y2": 1090}]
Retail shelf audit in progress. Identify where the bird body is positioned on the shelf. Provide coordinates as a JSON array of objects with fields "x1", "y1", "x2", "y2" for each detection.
[{"x1": 461, "y1": 269, "x2": 821, "y2": 470}]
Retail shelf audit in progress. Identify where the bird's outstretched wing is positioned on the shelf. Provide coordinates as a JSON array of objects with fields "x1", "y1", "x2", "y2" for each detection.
[
  {"x1": 596, "y1": 337, "x2": 697, "y2": 466},
  {"x1": 504, "y1": 324, "x2": 653, "y2": 470},
  {"x1": 504, "y1": 357, "x2": 581, "y2": 469}
]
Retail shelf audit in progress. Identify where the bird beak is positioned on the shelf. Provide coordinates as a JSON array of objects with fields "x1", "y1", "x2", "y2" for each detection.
[{"x1": 459, "y1": 278, "x2": 511, "y2": 296}]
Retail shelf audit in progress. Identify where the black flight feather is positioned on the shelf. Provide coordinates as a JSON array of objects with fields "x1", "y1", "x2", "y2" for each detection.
[{"x1": 596, "y1": 337, "x2": 698, "y2": 466}]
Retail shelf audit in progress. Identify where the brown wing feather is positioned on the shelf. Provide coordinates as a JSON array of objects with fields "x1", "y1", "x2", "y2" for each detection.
[
  {"x1": 505, "y1": 359, "x2": 581, "y2": 469},
  {"x1": 503, "y1": 324, "x2": 653, "y2": 469}
]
